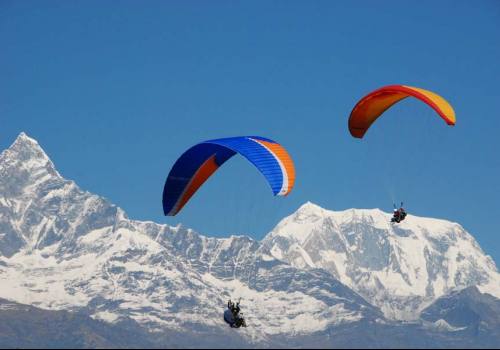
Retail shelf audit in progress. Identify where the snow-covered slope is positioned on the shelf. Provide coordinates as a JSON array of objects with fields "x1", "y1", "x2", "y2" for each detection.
[
  {"x1": 0, "y1": 133, "x2": 380, "y2": 343},
  {"x1": 263, "y1": 202, "x2": 500, "y2": 320}
]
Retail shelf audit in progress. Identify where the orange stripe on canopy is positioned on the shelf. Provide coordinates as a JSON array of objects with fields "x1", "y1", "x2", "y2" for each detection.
[
  {"x1": 252, "y1": 139, "x2": 295, "y2": 195},
  {"x1": 348, "y1": 85, "x2": 456, "y2": 139},
  {"x1": 172, "y1": 155, "x2": 220, "y2": 215}
]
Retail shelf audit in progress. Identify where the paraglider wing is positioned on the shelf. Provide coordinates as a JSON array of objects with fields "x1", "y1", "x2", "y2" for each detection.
[
  {"x1": 162, "y1": 136, "x2": 295, "y2": 216},
  {"x1": 348, "y1": 85, "x2": 456, "y2": 138}
]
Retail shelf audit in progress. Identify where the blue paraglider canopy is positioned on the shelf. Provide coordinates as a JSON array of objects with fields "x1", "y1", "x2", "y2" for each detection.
[{"x1": 162, "y1": 136, "x2": 296, "y2": 216}]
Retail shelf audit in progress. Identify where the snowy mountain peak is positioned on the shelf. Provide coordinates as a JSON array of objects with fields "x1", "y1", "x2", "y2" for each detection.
[
  {"x1": 16, "y1": 131, "x2": 37, "y2": 144},
  {"x1": 0, "y1": 133, "x2": 120, "y2": 255},
  {"x1": 294, "y1": 203, "x2": 389, "y2": 221},
  {"x1": 274, "y1": 203, "x2": 468, "y2": 241},
  {"x1": 6, "y1": 132, "x2": 51, "y2": 162},
  {"x1": 297, "y1": 201, "x2": 323, "y2": 212},
  {"x1": 0, "y1": 132, "x2": 60, "y2": 182},
  {"x1": 270, "y1": 204, "x2": 391, "y2": 244},
  {"x1": 264, "y1": 203, "x2": 500, "y2": 320}
]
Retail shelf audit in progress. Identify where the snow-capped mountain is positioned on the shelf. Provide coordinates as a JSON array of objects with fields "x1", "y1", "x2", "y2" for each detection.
[
  {"x1": 263, "y1": 202, "x2": 500, "y2": 320},
  {"x1": 0, "y1": 133, "x2": 499, "y2": 348}
]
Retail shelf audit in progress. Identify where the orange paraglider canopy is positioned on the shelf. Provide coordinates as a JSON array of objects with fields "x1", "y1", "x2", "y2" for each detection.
[{"x1": 348, "y1": 85, "x2": 456, "y2": 138}]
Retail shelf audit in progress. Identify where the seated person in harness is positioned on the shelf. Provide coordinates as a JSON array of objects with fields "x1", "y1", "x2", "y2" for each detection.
[
  {"x1": 391, "y1": 203, "x2": 407, "y2": 223},
  {"x1": 225, "y1": 299, "x2": 247, "y2": 328}
]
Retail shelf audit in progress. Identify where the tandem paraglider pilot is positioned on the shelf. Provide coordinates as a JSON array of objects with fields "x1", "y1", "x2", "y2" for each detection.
[{"x1": 224, "y1": 299, "x2": 247, "y2": 328}]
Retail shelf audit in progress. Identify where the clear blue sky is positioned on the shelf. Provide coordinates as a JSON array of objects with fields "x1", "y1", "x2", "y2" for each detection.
[{"x1": 1, "y1": 1, "x2": 499, "y2": 262}]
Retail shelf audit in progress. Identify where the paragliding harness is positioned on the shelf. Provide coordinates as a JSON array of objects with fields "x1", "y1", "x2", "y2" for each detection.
[
  {"x1": 391, "y1": 203, "x2": 407, "y2": 223},
  {"x1": 224, "y1": 299, "x2": 247, "y2": 328}
]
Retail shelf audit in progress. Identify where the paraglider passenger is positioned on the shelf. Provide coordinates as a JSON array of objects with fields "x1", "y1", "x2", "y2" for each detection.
[
  {"x1": 225, "y1": 299, "x2": 247, "y2": 328},
  {"x1": 391, "y1": 203, "x2": 407, "y2": 223}
]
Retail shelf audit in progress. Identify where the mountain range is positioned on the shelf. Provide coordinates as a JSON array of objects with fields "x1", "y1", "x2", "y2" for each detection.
[{"x1": 0, "y1": 133, "x2": 499, "y2": 348}]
